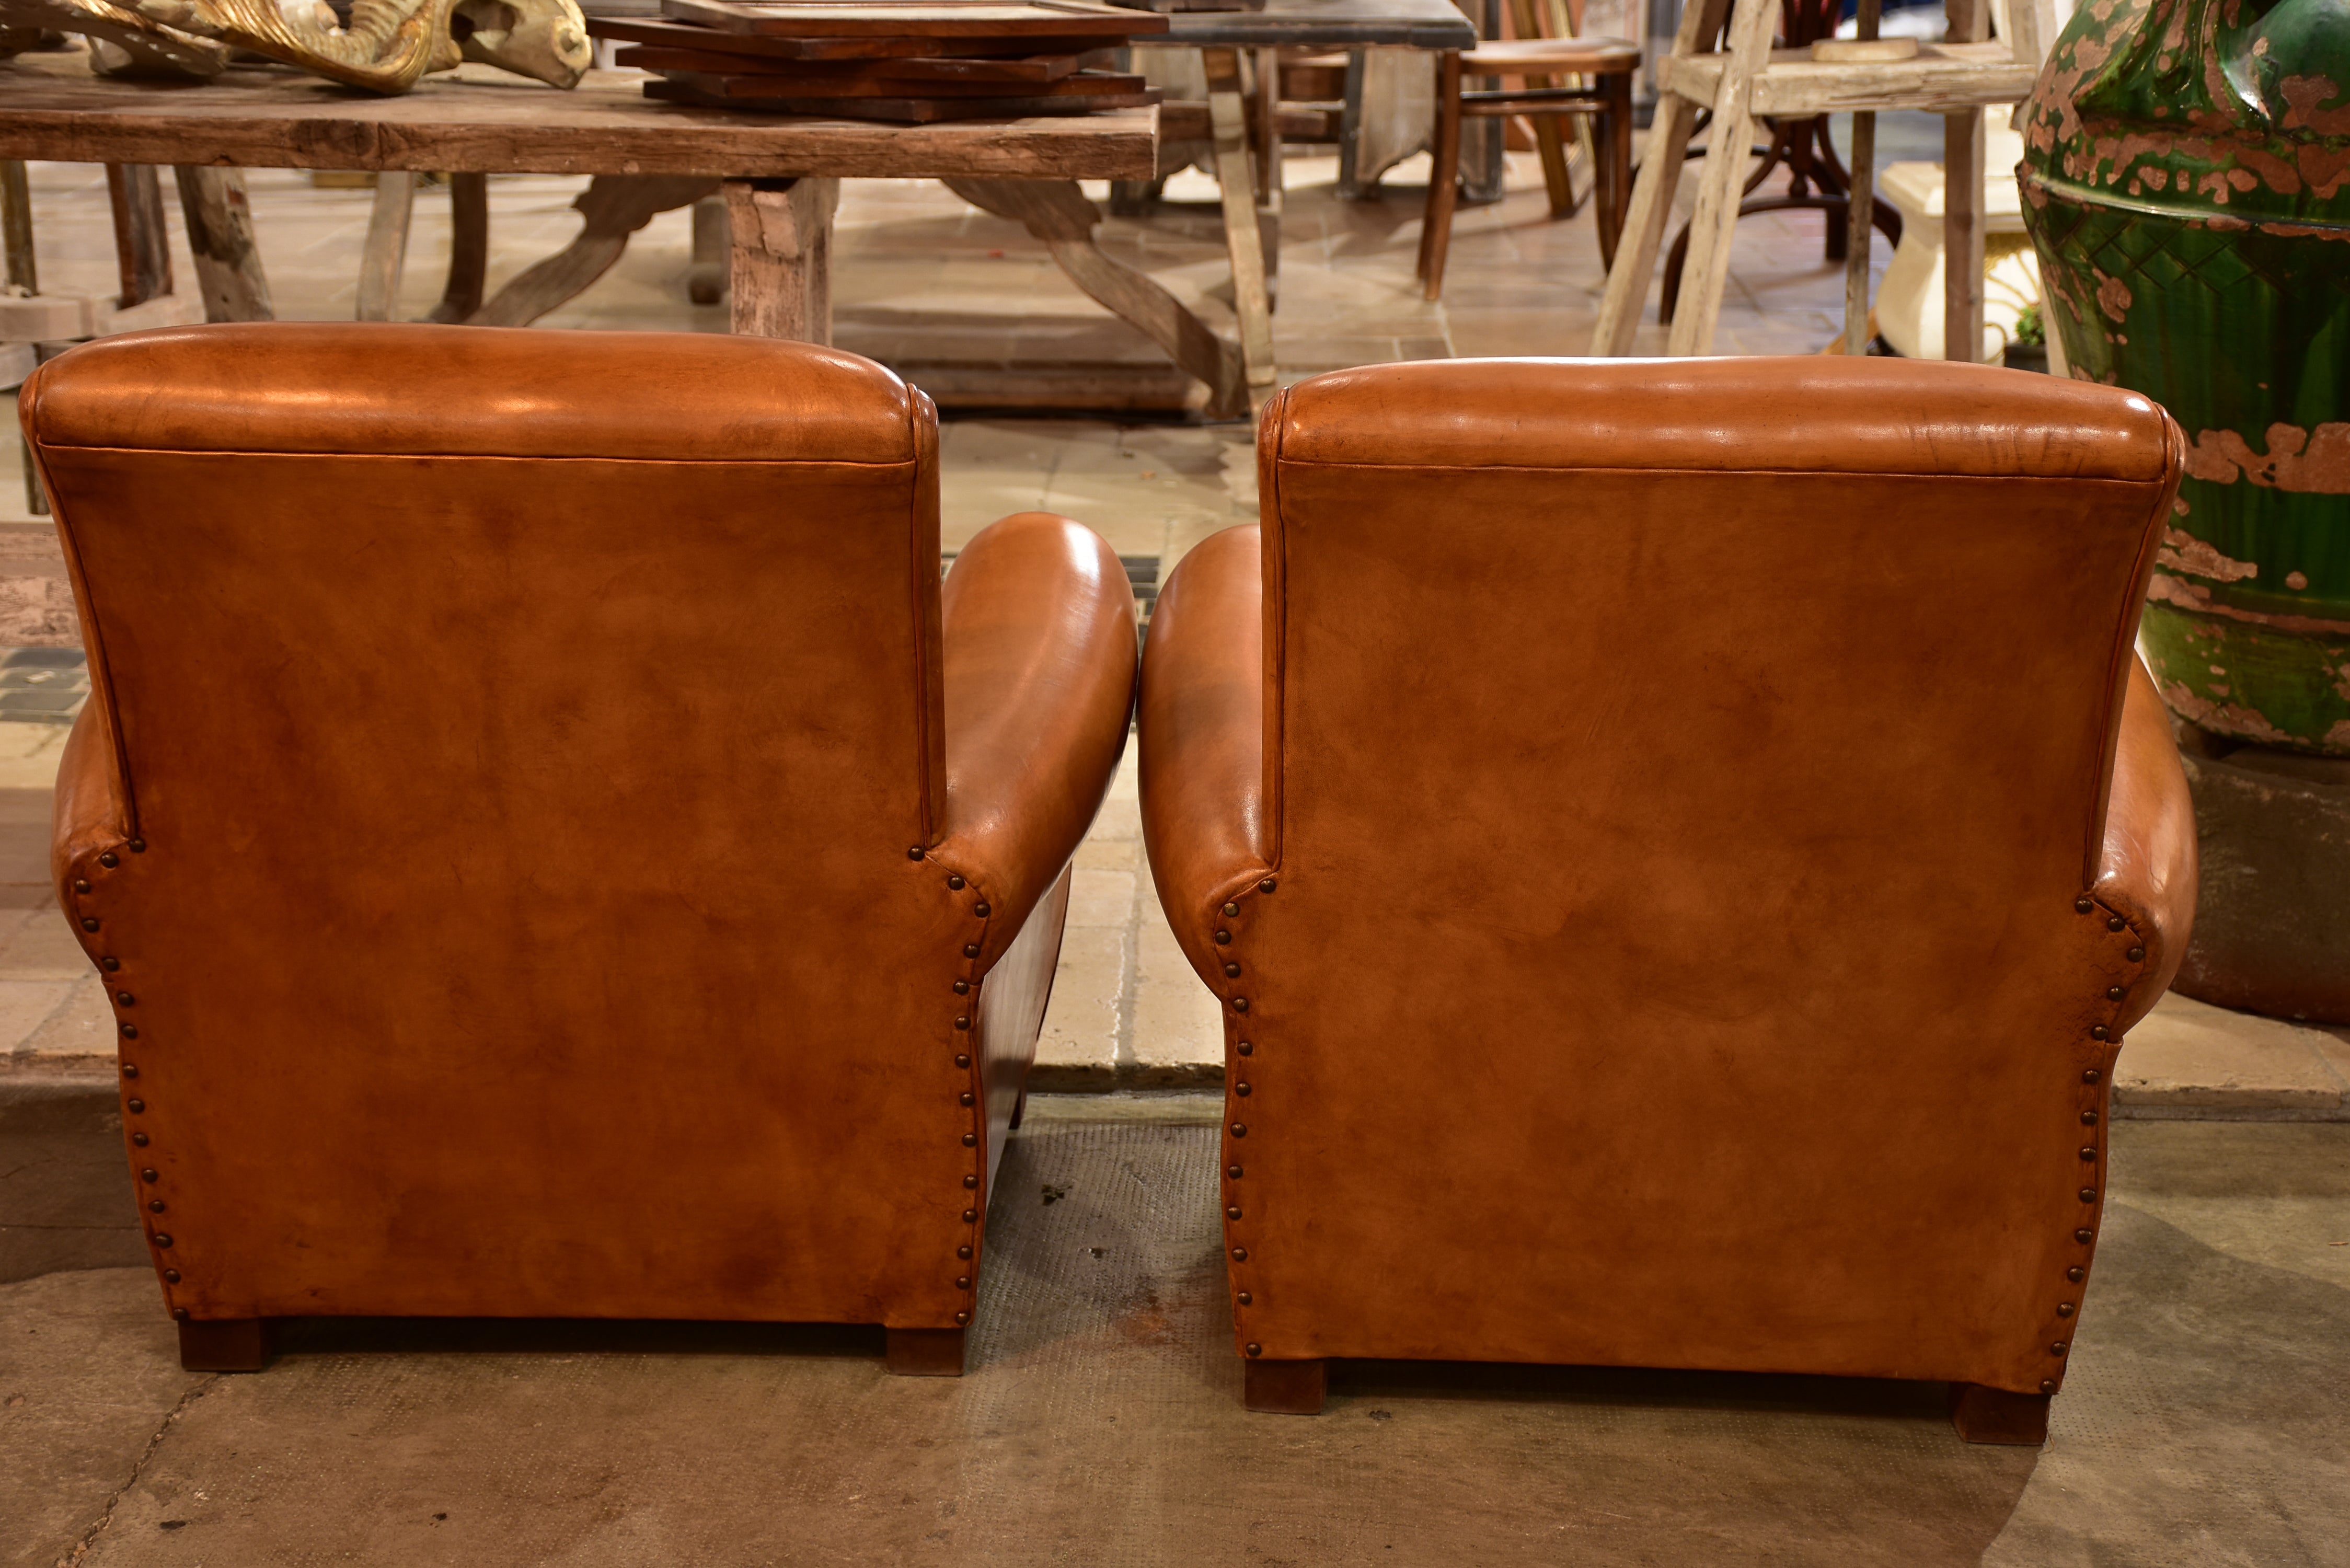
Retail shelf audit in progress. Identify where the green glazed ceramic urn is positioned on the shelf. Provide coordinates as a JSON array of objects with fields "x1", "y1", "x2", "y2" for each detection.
[{"x1": 2018, "y1": 0, "x2": 2349, "y2": 754}]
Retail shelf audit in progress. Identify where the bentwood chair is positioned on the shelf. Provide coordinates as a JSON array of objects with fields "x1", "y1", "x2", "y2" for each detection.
[
  {"x1": 1138, "y1": 357, "x2": 2196, "y2": 1444},
  {"x1": 1419, "y1": 35, "x2": 1642, "y2": 298},
  {"x1": 23, "y1": 324, "x2": 1137, "y2": 1376}
]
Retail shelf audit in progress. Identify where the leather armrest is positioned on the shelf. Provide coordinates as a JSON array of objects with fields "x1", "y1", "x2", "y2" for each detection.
[
  {"x1": 2096, "y1": 655, "x2": 2198, "y2": 1031},
  {"x1": 1138, "y1": 524, "x2": 1272, "y2": 985},
  {"x1": 935, "y1": 512, "x2": 1136, "y2": 966},
  {"x1": 53, "y1": 685, "x2": 130, "y2": 889}
]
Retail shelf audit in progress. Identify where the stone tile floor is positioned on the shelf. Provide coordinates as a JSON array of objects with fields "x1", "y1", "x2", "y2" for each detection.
[{"x1": 2, "y1": 123, "x2": 2343, "y2": 1107}]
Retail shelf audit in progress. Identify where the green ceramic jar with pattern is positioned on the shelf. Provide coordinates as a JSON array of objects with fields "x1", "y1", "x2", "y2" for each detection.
[{"x1": 2018, "y1": 0, "x2": 2349, "y2": 754}]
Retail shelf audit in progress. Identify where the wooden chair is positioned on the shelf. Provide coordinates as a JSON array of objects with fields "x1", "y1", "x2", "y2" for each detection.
[{"x1": 1417, "y1": 36, "x2": 1640, "y2": 300}]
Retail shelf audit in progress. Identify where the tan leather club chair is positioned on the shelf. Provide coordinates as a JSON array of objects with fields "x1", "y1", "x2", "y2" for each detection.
[
  {"x1": 1139, "y1": 358, "x2": 2197, "y2": 1444},
  {"x1": 22, "y1": 324, "x2": 1137, "y2": 1377}
]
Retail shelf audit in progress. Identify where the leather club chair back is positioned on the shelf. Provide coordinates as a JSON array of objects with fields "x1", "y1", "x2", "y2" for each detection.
[{"x1": 22, "y1": 324, "x2": 993, "y2": 1329}]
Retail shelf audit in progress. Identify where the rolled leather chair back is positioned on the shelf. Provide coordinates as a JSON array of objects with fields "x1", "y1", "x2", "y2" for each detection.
[{"x1": 22, "y1": 324, "x2": 983, "y2": 1325}]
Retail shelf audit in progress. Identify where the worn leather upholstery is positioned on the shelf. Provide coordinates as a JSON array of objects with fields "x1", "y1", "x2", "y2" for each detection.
[
  {"x1": 1141, "y1": 357, "x2": 2195, "y2": 1401},
  {"x1": 24, "y1": 322, "x2": 1136, "y2": 1342}
]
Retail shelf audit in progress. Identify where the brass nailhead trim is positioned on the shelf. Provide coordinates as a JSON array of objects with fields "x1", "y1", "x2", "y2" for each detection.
[
  {"x1": 1224, "y1": 963, "x2": 1241, "y2": 978},
  {"x1": 962, "y1": 1209, "x2": 976, "y2": 1223},
  {"x1": 2091, "y1": 1025, "x2": 2110, "y2": 1040},
  {"x1": 948, "y1": 875, "x2": 965, "y2": 890},
  {"x1": 2051, "y1": 1341, "x2": 2068, "y2": 1355},
  {"x1": 2067, "y1": 1266, "x2": 2084, "y2": 1282},
  {"x1": 1230, "y1": 1123, "x2": 1247, "y2": 1137},
  {"x1": 1231, "y1": 1247, "x2": 1247, "y2": 1261},
  {"x1": 954, "y1": 1016, "x2": 970, "y2": 1030},
  {"x1": 1227, "y1": 1165, "x2": 1242, "y2": 1179},
  {"x1": 132, "y1": 1132, "x2": 147, "y2": 1146},
  {"x1": 122, "y1": 1064, "x2": 137, "y2": 1078},
  {"x1": 908, "y1": 847, "x2": 926, "y2": 860},
  {"x1": 149, "y1": 1198, "x2": 164, "y2": 1213},
  {"x1": 1245, "y1": 1342, "x2": 1262, "y2": 1356},
  {"x1": 2056, "y1": 1302, "x2": 2075, "y2": 1317},
  {"x1": 1232, "y1": 998, "x2": 1249, "y2": 1013},
  {"x1": 129, "y1": 839, "x2": 144, "y2": 853},
  {"x1": 116, "y1": 991, "x2": 133, "y2": 1006},
  {"x1": 73, "y1": 879, "x2": 90, "y2": 894},
  {"x1": 963, "y1": 944, "x2": 980, "y2": 959},
  {"x1": 127, "y1": 1099, "x2": 144, "y2": 1114},
  {"x1": 974, "y1": 903, "x2": 990, "y2": 918},
  {"x1": 2106, "y1": 986, "x2": 2125, "y2": 1001},
  {"x1": 99, "y1": 852, "x2": 119, "y2": 868},
  {"x1": 2079, "y1": 1187, "x2": 2096, "y2": 1203},
  {"x1": 2041, "y1": 1379, "x2": 2057, "y2": 1394},
  {"x1": 2080, "y1": 1146, "x2": 2097, "y2": 1161},
  {"x1": 2107, "y1": 916, "x2": 2126, "y2": 931},
  {"x1": 955, "y1": 1054, "x2": 971, "y2": 1068},
  {"x1": 153, "y1": 1233, "x2": 171, "y2": 1248},
  {"x1": 2075, "y1": 897, "x2": 2093, "y2": 914},
  {"x1": 2075, "y1": 1228, "x2": 2093, "y2": 1243},
  {"x1": 960, "y1": 1091, "x2": 975, "y2": 1106},
  {"x1": 953, "y1": 980, "x2": 970, "y2": 996},
  {"x1": 141, "y1": 1168, "x2": 158, "y2": 1182},
  {"x1": 958, "y1": 1245, "x2": 972, "y2": 1259},
  {"x1": 2128, "y1": 947, "x2": 2145, "y2": 962},
  {"x1": 101, "y1": 958, "x2": 119, "y2": 972},
  {"x1": 164, "y1": 1269, "x2": 179, "y2": 1283},
  {"x1": 1235, "y1": 1083, "x2": 1251, "y2": 1097},
  {"x1": 120, "y1": 1023, "x2": 136, "y2": 1039},
  {"x1": 1222, "y1": 903, "x2": 1239, "y2": 917},
  {"x1": 963, "y1": 1175, "x2": 978, "y2": 1189},
  {"x1": 1227, "y1": 1206, "x2": 1241, "y2": 1220},
  {"x1": 173, "y1": 1307, "x2": 189, "y2": 1321},
  {"x1": 2081, "y1": 1110, "x2": 2098, "y2": 1125},
  {"x1": 1237, "y1": 1042, "x2": 1253, "y2": 1056},
  {"x1": 956, "y1": 1276, "x2": 970, "y2": 1289},
  {"x1": 2083, "y1": 1069, "x2": 2101, "y2": 1084},
  {"x1": 82, "y1": 918, "x2": 99, "y2": 932},
  {"x1": 1214, "y1": 931, "x2": 1230, "y2": 944},
  {"x1": 1237, "y1": 1292, "x2": 1251, "y2": 1306},
  {"x1": 962, "y1": 1133, "x2": 977, "y2": 1147},
  {"x1": 954, "y1": 1311, "x2": 970, "y2": 1325}
]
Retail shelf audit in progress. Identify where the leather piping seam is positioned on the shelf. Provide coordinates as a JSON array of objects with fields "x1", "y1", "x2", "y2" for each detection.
[
  {"x1": 25, "y1": 434, "x2": 139, "y2": 842},
  {"x1": 25, "y1": 445, "x2": 924, "y2": 468},
  {"x1": 2080, "y1": 413, "x2": 2186, "y2": 891},
  {"x1": 1263, "y1": 462, "x2": 2180, "y2": 487}
]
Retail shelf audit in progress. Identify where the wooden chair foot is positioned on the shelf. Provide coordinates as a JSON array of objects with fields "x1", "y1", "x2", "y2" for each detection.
[
  {"x1": 884, "y1": 1327, "x2": 966, "y2": 1377},
  {"x1": 1948, "y1": 1381, "x2": 2051, "y2": 1445},
  {"x1": 1008, "y1": 1089, "x2": 1027, "y2": 1132},
  {"x1": 178, "y1": 1317, "x2": 272, "y2": 1372},
  {"x1": 1243, "y1": 1355, "x2": 1327, "y2": 1414}
]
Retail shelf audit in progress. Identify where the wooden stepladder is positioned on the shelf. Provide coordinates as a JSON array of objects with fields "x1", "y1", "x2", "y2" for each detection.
[{"x1": 1590, "y1": 0, "x2": 2046, "y2": 359}]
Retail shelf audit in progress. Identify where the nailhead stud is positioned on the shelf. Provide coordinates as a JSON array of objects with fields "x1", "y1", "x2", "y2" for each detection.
[
  {"x1": 129, "y1": 840, "x2": 144, "y2": 853},
  {"x1": 122, "y1": 1064, "x2": 137, "y2": 1079},
  {"x1": 1227, "y1": 1166, "x2": 1243, "y2": 1180},
  {"x1": 99, "y1": 852, "x2": 118, "y2": 869},
  {"x1": 2079, "y1": 1187, "x2": 2096, "y2": 1203},
  {"x1": 1235, "y1": 1083, "x2": 1251, "y2": 1097},
  {"x1": 2108, "y1": 916, "x2": 2125, "y2": 931},
  {"x1": 963, "y1": 1175, "x2": 978, "y2": 1190},
  {"x1": 1238, "y1": 1292, "x2": 1252, "y2": 1306},
  {"x1": 127, "y1": 1099, "x2": 144, "y2": 1114},
  {"x1": 909, "y1": 847, "x2": 926, "y2": 860},
  {"x1": 2052, "y1": 1341, "x2": 2068, "y2": 1355},
  {"x1": 963, "y1": 944, "x2": 980, "y2": 959},
  {"x1": 953, "y1": 980, "x2": 970, "y2": 995},
  {"x1": 1230, "y1": 1123, "x2": 1246, "y2": 1138},
  {"x1": 963, "y1": 1209, "x2": 977, "y2": 1224},
  {"x1": 956, "y1": 1276, "x2": 970, "y2": 1289},
  {"x1": 1231, "y1": 1247, "x2": 1248, "y2": 1261},
  {"x1": 81, "y1": 918, "x2": 98, "y2": 932},
  {"x1": 2075, "y1": 897, "x2": 2093, "y2": 914},
  {"x1": 2057, "y1": 1303, "x2": 2075, "y2": 1317},
  {"x1": 2083, "y1": 1068, "x2": 2101, "y2": 1084},
  {"x1": 1259, "y1": 879, "x2": 1277, "y2": 893},
  {"x1": 955, "y1": 1311, "x2": 970, "y2": 1325},
  {"x1": 955, "y1": 1054, "x2": 971, "y2": 1068},
  {"x1": 2091, "y1": 1025, "x2": 2110, "y2": 1040},
  {"x1": 116, "y1": 991, "x2": 133, "y2": 1006},
  {"x1": 1237, "y1": 1042, "x2": 1253, "y2": 1057},
  {"x1": 962, "y1": 1133, "x2": 977, "y2": 1147},
  {"x1": 1223, "y1": 903, "x2": 1239, "y2": 917},
  {"x1": 948, "y1": 875, "x2": 965, "y2": 890},
  {"x1": 2041, "y1": 1379, "x2": 2057, "y2": 1394},
  {"x1": 101, "y1": 958, "x2": 119, "y2": 972},
  {"x1": 2128, "y1": 947, "x2": 2145, "y2": 962},
  {"x1": 149, "y1": 1199, "x2": 164, "y2": 1213},
  {"x1": 153, "y1": 1233, "x2": 171, "y2": 1248},
  {"x1": 954, "y1": 1016, "x2": 970, "y2": 1030},
  {"x1": 164, "y1": 1269, "x2": 179, "y2": 1283},
  {"x1": 73, "y1": 879, "x2": 90, "y2": 894},
  {"x1": 132, "y1": 1133, "x2": 147, "y2": 1147},
  {"x1": 120, "y1": 1023, "x2": 136, "y2": 1039},
  {"x1": 1246, "y1": 1343, "x2": 1262, "y2": 1356},
  {"x1": 974, "y1": 903, "x2": 991, "y2": 918},
  {"x1": 1224, "y1": 963, "x2": 1241, "y2": 978},
  {"x1": 2076, "y1": 1228, "x2": 2094, "y2": 1243},
  {"x1": 2080, "y1": 1146, "x2": 2096, "y2": 1161},
  {"x1": 1232, "y1": 998, "x2": 1249, "y2": 1013},
  {"x1": 2081, "y1": 1110, "x2": 2099, "y2": 1125},
  {"x1": 1215, "y1": 931, "x2": 1230, "y2": 945},
  {"x1": 141, "y1": 1168, "x2": 156, "y2": 1182},
  {"x1": 2106, "y1": 986, "x2": 2125, "y2": 1001},
  {"x1": 960, "y1": 1091, "x2": 975, "y2": 1106},
  {"x1": 958, "y1": 1246, "x2": 972, "y2": 1260},
  {"x1": 2067, "y1": 1266, "x2": 2084, "y2": 1282},
  {"x1": 173, "y1": 1308, "x2": 189, "y2": 1321}
]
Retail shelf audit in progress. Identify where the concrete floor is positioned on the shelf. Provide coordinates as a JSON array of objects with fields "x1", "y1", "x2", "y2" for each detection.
[{"x1": 3, "y1": 1080, "x2": 2346, "y2": 1566}]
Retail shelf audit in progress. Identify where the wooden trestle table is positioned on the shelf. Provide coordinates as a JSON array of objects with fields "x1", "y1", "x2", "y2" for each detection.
[{"x1": 0, "y1": 51, "x2": 1171, "y2": 393}]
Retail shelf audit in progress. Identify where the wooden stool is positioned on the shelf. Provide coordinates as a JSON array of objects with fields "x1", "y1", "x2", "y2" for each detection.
[{"x1": 1418, "y1": 36, "x2": 1640, "y2": 301}]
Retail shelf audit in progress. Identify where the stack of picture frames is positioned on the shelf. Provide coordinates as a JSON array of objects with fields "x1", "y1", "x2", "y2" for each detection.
[{"x1": 588, "y1": 0, "x2": 1169, "y2": 121}]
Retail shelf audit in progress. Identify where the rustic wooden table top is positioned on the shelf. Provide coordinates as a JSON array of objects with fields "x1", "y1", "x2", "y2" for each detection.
[
  {"x1": 1147, "y1": 0, "x2": 1475, "y2": 53},
  {"x1": 0, "y1": 54, "x2": 1159, "y2": 180}
]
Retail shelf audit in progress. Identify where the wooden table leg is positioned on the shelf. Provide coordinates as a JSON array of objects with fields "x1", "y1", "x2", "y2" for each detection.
[
  {"x1": 104, "y1": 164, "x2": 171, "y2": 309},
  {"x1": 688, "y1": 194, "x2": 728, "y2": 306},
  {"x1": 471, "y1": 174, "x2": 717, "y2": 329},
  {"x1": 948, "y1": 176, "x2": 1246, "y2": 420},
  {"x1": 428, "y1": 171, "x2": 488, "y2": 324},
  {"x1": 724, "y1": 176, "x2": 838, "y2": 341},
  {"x1": 1663, "y1": 0, "x2": 1776, "y2": 356},
  {"x1": 1590, "y1": 0, "x2": 1730, "y2": 354},
  {"x1": 355, "y1": 169, "x2": 414, "y2": 322},
  {"x1": 172, "y1": 167, "x2": 271, "y2": 322},
  {"x1": 2, "y1": 160, "x2": 34, "y2": 294},
  {"x1": 1942, "y1": 106, "x2": 1985, "y2": 362},
  {"x1": 1201, "y1": 44, "x2": 1276, "y2": 405}
]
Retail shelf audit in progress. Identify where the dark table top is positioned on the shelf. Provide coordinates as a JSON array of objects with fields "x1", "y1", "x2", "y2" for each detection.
[{"x1": 1143, "y1": 0, "x2": 1476, "y2": 51}]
